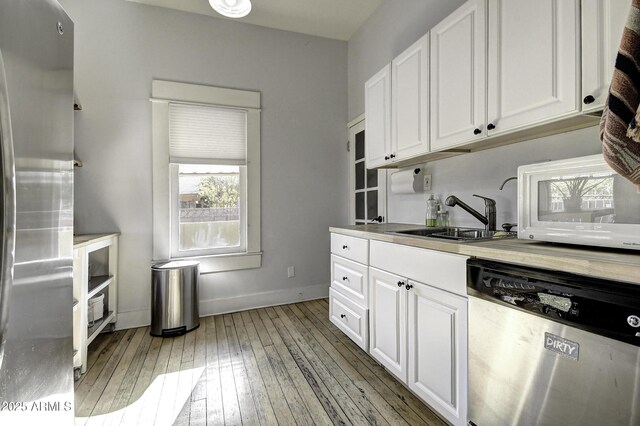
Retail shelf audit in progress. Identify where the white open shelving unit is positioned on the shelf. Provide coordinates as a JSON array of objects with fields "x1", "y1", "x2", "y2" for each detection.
[{"x1": 72, "y1": 233, "x2": 120, "y2": 379}]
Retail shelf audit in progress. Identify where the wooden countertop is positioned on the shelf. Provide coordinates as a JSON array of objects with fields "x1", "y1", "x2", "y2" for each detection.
[{"x1": 330, "y1": 224, "x2": 640, "y2": 285}]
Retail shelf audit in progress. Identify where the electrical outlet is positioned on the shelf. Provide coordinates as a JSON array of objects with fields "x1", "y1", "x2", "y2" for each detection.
[
  {"x1": 287, "y1": 266, "x2": 295, "y2": 278},
  {"x1": 423, "y1": 174, "x2": 432, "y2": 191}
]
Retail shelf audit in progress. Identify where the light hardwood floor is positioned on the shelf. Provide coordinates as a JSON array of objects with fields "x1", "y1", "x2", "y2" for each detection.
[{"x1": 75, "y1": 299, "x2": 446, "y2": 426}]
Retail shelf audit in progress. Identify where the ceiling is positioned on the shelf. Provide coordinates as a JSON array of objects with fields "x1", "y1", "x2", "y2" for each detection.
[{"x1": 126, "y1": 0, "x2": 383, "y2": 41}]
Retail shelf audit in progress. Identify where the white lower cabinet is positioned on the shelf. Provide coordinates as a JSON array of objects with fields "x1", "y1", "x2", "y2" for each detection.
[
  {"x1": 329, "y1": 233, "x2": 370, "y2": 351},
  {"x1": 329, "y1": 288, "x2": 368, "y2": 351},
  {"x1": 369, "y1": 267, "x2": 407, "y2": 381},
  {"x1": 408, "y1": 282, "x2": 468, "y2": 426},
  {"x1": 369, "y1": 240, "x2": 468, "y2": 426}
]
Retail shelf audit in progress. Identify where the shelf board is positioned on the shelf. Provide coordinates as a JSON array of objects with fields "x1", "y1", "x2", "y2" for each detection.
[
  {"x1": 88, "y1": 275, "x2": 114, "y2": 299},
  {"x1": 87, "y1": 311, "x2": 115, "y2": 346}
]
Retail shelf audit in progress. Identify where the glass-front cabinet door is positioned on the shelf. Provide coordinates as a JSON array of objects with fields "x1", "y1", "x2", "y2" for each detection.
[{"x1": 349, "y1": 118, "x2": 386, "y2": 225}]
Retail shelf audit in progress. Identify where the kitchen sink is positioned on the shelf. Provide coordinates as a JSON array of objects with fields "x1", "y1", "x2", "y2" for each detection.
[{"x1": 387, "y1": 227, "x2": 517, "y2": 242}]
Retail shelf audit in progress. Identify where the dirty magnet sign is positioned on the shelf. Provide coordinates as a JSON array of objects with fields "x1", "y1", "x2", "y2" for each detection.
[{"x1": 544, "y1": 332, "x2": 580, "y2": 361}]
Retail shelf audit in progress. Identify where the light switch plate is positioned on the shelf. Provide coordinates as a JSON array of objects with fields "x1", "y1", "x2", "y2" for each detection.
[{"x1": 423, "y1": 174, "x2": 432, "y2": 191}]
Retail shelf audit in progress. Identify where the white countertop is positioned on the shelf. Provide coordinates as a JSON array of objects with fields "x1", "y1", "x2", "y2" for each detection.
[{"x1": 330, "y1": 224, "x2": 640, "y2": 285}]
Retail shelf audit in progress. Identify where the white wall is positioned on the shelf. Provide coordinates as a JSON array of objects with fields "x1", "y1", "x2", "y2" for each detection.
[
  {"x1": 61, "y1": 0, "x2": 348, "y2": 328},
  {"x1": 348, "y1": 0, "x2": 604, "y2": 227},
  {"x1": 387, "y1": 128, "x2": 602, "y2": 227}
]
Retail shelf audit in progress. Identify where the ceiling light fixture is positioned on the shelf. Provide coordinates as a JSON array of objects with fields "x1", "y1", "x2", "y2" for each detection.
[{"x1": 208, "y1": 0, "x2": 252, "y2": 18}]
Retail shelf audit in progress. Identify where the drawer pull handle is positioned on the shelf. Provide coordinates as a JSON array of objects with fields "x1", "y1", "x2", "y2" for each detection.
[
  {"x1": 342, "y1": 245, "x2": 348, "y2": 249},
  {"x1": 340, "y1": 314, "x2": 346, "y2": 319},
  {"x1": 342, "y1": 276, "x2": 348, "y2": 281},
  {"x1": 405, "y1": 283, "x2": 414, "y2": 290},
  {"x1": 397, "y1": 281, "x2": 405, "y2": 287}
]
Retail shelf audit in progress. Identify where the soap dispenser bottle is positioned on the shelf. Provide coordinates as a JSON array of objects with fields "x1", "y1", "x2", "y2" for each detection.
[{"x1": 425, "y1": 194, "x2": 439, "y2": 227}]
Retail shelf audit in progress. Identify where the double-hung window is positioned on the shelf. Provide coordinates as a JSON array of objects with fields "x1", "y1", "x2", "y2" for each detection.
[{"x1": 152, "y1": 80, "x2": 261, "y2": 272}]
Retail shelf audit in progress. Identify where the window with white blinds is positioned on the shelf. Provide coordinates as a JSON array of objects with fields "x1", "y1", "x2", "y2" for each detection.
[
  {"x1": 152, "y1": 80, "x2": 261, "y2": 272},
  {"x1": 169, "y1": 103, "x2": 247, "y2": 165}
]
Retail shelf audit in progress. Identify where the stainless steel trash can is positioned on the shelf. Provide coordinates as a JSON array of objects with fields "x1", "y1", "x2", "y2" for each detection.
[{"x1": 151, "y1": 260, "x2": 200, "y2": 337}]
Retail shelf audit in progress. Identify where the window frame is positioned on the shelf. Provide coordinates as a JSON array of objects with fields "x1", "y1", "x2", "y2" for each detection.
[{"x1": 151, "y1": 80, "x2": 261, "y2": 273}]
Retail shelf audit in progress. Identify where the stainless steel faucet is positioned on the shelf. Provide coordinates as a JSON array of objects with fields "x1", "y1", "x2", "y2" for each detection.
[{"x1": 445, "y1": 194, "x2": 497, "y2": 231}]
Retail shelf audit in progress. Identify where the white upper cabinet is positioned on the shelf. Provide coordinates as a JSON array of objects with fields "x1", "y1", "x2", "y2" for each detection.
[
  {"x1": 364, "y1": 0, "x2": 598, "y2": 169},
  {"x1": 392, "y1": 33, "x2": 430, "y2": 160},
  {"x1": 487, "y1": 0, "x2": 580, "y2": 135},
  {"x1": 430, "y1": 0, "x2": 487, "y2": 150},
  {"x1": 365, "y1": 64, "x2": 392, "y2": 168},
  {"x1": 581, "y1": 0, "x2": 629, "y2": 113},
  {"x1": 366, "y1": 34, "x2": 430, "y2": 168}
]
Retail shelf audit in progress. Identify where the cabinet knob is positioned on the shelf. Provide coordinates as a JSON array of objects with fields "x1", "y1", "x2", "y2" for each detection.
[
  {"x1": 487, "y1": 123, "x2": 495, "y2": 130},
  {"x1": 397, "y1": 281, "x2": 405, "y2": 287},
  {"x1": 384, "y1": 155, "x2": 389, "y2": 160},
  {"x1": 583, "y1": 95, "x2": 595, "y2": 105},
  {"x1": 473, "y1": 128, "x2": 482, "y2": 135},
  {"x1": 340, "y1": 314, "x2": 346, "y2": 319},
  {"x1": 405, "y1": 283, "x2": 414, "y2": 290},
  {"x1": 389, "y1": 154, "x2": 396, "y2": 159},
  {"x1": 342, "y1": 276, "x2": 348, "y2": 281},
  {"x1": 342, "y1": 245, "x2": 348, "y2": 249}
]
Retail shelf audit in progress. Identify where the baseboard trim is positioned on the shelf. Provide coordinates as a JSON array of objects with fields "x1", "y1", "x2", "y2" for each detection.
[{"x1": 114, "y1": 283, "x2": 330, "y2": 330}]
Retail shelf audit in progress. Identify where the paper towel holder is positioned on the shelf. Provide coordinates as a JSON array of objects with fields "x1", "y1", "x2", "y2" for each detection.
[{"x1": 390, "y1": 167, "x2": 425, "y2": 194}]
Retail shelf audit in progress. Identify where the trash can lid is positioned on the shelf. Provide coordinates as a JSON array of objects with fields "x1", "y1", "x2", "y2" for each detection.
[{"x1": 152, "y1": 260, "x2": 200, "y2": 270}]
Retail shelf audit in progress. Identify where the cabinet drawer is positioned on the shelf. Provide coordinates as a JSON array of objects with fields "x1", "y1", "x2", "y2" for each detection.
[
  {"x1": 370, "y1": 240, "x2": 468, "y2": 296},
  {"x1": 331, "y1": 255, "x2": 368, "y2": 308},
  {"x1": 329, "y1": 288, "x2": 368, "y2": 351},
  {"x1": 330, "y1": 233, "x2": 369, "y2": 264}
]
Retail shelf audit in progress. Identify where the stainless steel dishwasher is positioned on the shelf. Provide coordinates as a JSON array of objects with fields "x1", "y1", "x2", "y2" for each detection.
[{"x1": 467, "y1": 259, "x2": 640, "y2": 426}]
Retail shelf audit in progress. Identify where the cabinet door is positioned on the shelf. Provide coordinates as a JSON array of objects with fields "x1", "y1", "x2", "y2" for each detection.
[
  {"x1": 487, "y1": 0, "x2": 579, "y2": 135},
  {"x1": 365, "y1": 64, "x2": 392, "y2": 168},
  {"x1": 392, "y1": 33, "x2": 430, "y2": 160},
  {"x1": 581, "y1": 0, "x2": 629, "y2": 113},
  {"x1": 408, "y1": 281, "x2": 467, "y2": 426},
  {"x1": 369, "y1": 267, "x2": 407, "y2": 382},
  {"x1": 430, "y1": 0, "x2": 486, "y2": 150}
]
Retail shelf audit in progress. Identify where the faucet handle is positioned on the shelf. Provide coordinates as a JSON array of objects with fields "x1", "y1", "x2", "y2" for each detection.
[{"x1": 473, "y1": 194, "x2": 496, "y2": 206}]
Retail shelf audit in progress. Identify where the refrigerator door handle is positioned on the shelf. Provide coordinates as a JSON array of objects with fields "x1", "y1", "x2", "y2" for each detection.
[{"x1": 0, "y1": 50, "x2": 16, "y2": 369}]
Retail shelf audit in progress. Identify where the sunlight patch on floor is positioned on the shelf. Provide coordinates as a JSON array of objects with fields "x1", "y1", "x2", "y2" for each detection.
[{"x1": 75, "y1": 367, "x2": 204, "y2": 426}]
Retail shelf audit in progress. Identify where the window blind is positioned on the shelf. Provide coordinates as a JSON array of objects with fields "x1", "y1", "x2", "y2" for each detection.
[{"x1": 169, "y1": 103, "x2": 247, "y2": 165}]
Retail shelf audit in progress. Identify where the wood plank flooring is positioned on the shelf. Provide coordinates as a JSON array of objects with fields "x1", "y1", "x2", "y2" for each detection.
[{"x1": 75, "y1": 299, "x2": 446, "y2": 426}]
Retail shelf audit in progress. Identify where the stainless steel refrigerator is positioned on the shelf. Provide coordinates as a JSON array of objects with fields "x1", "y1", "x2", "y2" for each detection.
[{"x1": 0, "y1": 0, "x2": 74, "y2": 423}]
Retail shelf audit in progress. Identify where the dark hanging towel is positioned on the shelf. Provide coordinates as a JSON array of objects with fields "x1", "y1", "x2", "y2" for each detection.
[{"x1": 600, "y1": 0, "x2": 640, "y2": 189}]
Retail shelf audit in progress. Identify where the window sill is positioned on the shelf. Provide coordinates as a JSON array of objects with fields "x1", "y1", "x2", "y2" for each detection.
[{"x1": 158, "y1": 251, "x2": 262, "y2": 274}]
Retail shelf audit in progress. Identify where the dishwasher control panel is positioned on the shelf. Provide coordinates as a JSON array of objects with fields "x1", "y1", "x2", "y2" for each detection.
[{"x1": 468, "y1": 259, "x2": 640, "y2": 346}]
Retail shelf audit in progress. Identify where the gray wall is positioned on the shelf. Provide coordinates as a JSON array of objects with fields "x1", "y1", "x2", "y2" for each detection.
[
  {"x1": 61, "y1": 0, "x2": 348, "y2": 328},
  {"x1": 348, "y1": 0, "x2": 466, "y2": 121},
  {"x1": 348, "y1": 0, "x2": 603, "y2": 227}
]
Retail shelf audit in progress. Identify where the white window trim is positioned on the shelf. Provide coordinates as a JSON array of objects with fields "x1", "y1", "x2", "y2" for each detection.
[{"x1": 151, "y1": 80, "x2": 261, "y2": 273}]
